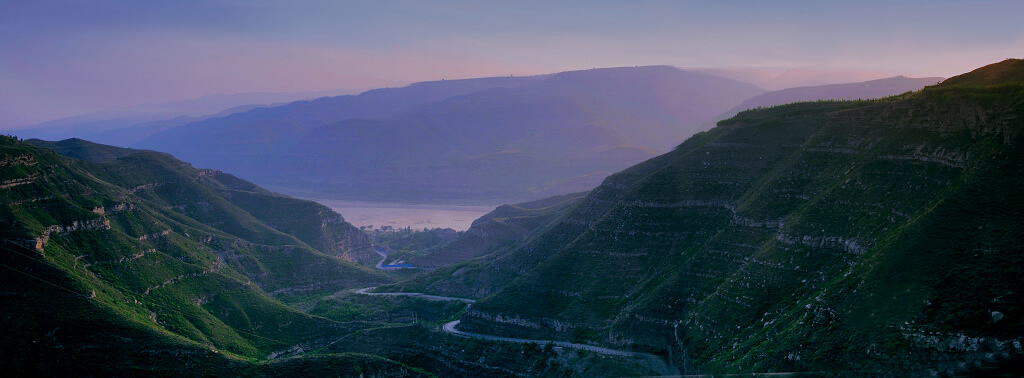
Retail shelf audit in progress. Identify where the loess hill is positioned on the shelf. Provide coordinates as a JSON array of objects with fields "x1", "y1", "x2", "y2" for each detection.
[
  {"x1": 0, "y1": 137, "x2": 422, "y2": 375},
  {"x1": 409, "y1": 59, "x2": 1024, "y2": 375}
]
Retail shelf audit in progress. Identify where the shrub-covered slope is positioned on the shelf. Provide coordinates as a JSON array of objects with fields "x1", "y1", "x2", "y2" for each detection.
[
  {"x1": 421, "y1": 59, "x2": 1024, "y2": 375},
  {"x1": 0, "y1": 137, "x2": 393, "y2": 372}
]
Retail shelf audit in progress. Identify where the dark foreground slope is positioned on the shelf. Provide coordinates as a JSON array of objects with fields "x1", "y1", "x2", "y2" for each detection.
[
  {"x1": 0, "y1": 137, "x2": 406, "y2": 374},
  {"x1": 413, "y1": 59, "x2": 1024, "y2": 375}
]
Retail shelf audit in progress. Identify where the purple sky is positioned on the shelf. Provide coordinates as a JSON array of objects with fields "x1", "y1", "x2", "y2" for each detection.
[{"x1": 1, "y1": 0, "x2": 1021, "y2": 128}]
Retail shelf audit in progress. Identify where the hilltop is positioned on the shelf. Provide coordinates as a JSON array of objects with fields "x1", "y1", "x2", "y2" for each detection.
[{"x1": 939, "y1": 58, "x2": 1024, "y2": 87}]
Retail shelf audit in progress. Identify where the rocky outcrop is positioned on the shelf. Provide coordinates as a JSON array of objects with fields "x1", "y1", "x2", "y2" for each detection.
[{"x1": 0, "y1": 153, "x2": 36, "y2": 167}]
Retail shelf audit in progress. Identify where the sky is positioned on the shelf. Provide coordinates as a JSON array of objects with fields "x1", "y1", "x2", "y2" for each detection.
[{"x1": 1, "y1": 0, "x2": 1021, "y2": 128}]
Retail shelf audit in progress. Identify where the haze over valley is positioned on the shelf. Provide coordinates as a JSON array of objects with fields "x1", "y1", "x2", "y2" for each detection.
[{"x1": 2, "y1": 1, "x2": 1023, "y2": 376}]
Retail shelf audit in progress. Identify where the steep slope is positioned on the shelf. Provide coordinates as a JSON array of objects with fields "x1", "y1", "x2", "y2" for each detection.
[
  {"x1": 414, "y1": 60, "x2": 1024, "y2": 375},
  {"x1": 411, "y1": 191, "x2": 587, "y2": 267},
  {"x1": 25, "y1": 138, "x2": 379, "y2": 266},
  {"x1": 1, "y1": 136, "x2": 391, "y2": 371},
  {"x1": 710, "y1": 75, "x2": 942, "y2": 125}
]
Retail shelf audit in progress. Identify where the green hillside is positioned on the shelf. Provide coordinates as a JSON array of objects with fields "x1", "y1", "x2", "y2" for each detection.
[
  {"x1": 412, "y1": 60, "x2": 1024, "y2": 375},
  {"x1": 0, "y1": 137, "x2": 398, "y2": 373}
]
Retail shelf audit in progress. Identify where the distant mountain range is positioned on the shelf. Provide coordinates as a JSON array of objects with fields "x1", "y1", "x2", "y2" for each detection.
[
  {"x1": 12, "y1": 66, "x2": 940, "y2": 204},
  {"x1": 8, "y1": 90, "x2": 359, "y2": 144},
  {"x1": 692, "y1": 67, "x2": 899, "y2": 91},
  {"x1": 135, "y1": 66, "x2": 767, "y2": 203},
  {"x1": 382, "y1": 59, "x2": 1024, "y2": 375}
]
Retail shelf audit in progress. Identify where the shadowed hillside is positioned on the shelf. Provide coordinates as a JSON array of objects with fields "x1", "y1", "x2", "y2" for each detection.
[{"x1": 400, "y1": 60, "x2": 1024, "y2": 375}]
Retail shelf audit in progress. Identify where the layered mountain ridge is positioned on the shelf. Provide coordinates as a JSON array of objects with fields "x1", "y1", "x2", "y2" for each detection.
[
  {"x1": 134, "y1": 66, "x2": 765, "y2": 202},
  {"x1": 134, "y1": 75, "x2": 550, "y2": 190},
  {"x1": 11, "y1": 66, "x2": 940, "y2": 205}
]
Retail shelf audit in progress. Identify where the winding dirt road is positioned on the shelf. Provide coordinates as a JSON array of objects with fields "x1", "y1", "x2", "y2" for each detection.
[
  {"x1": 442, "y1": 320, "x2": 651, "y2": 357},
  {"x1": 354, "y1": 287, "x2": 476, "y2": 303},
  {"x1": 355, "y1": 287, "x2": 658, "y2": 357},
  {"x1": 353, "y1": 287, "x2": 679, "y2": 374}
]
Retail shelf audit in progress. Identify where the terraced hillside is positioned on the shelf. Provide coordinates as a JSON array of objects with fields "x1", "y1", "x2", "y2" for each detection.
[
  {"x1": 410, "y1": 59, "x2": 1024, "y2": 375},
  {"x1": 0, "y1": 137, "x2": 402, "y2": 374}
]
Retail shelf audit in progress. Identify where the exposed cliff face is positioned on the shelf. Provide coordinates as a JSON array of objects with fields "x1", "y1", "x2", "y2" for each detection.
[{"x1": 420, "y1": 61, "x2": 1024, "y2": 375}]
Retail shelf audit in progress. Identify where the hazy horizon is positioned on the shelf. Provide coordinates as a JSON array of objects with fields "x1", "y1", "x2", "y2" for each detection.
[
  {"x1": 2, "y1": 1, "x2": 1021, "y2": 128},
  {"x1": 1, "y1": 65, "x2": 913, "y2": 131}
]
